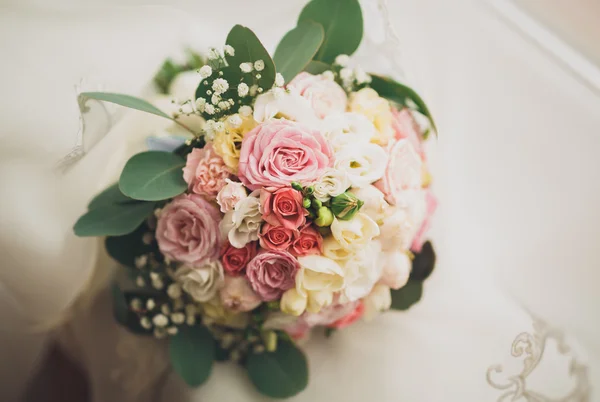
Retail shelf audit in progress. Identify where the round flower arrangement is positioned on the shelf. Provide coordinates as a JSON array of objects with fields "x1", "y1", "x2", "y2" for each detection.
[{"x1": 74, "y1": 0, "x2": 438, "y2": 398}]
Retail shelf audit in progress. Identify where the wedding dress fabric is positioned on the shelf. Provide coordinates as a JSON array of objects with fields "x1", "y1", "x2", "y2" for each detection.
[{"x1": 0, "y1": 0, "x2": 598, "y2": 401}]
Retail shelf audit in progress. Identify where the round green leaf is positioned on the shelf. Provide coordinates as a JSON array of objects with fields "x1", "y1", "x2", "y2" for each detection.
[
  {"x1": 246, "y1": 340, "x2": 308, "y2": 399},
  {"x1": 274, "y1": 21, "x2": 325, "y2": 82},
  {"x1": 390, "y1": 280, "x2": 423, "y2": 311},
  {"x1": 88, "y1": 183, "x2": 132, "y2": 210},
  {"x1": 119, "y1": 151, "x2": 187, "y2": 201},
  {"x1": 303, "y1": 60, "x2": 331, "y2": 75},
  {"x1": 225, "y1": 25, "x2": 276, "y2": 90},
  {"x1": 298, "y1": 0, "x2": 363, "y2": 64},
  {"x1": 73, "y1": 201, "x2": 156, "y2": 237},
  {"x1": 80, "y1": 92, "x2": 171, "y2": 120},
  {"x1": 369, "y1": 74, "x2": 437, "y2": 134},
  {"x1": 169, "y1": 324, "x2": 216, "y2": 387}
]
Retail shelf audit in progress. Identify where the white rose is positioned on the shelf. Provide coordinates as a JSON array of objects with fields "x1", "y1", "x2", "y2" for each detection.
[
  {"x1": 219, "y1": 192, "x2": 262, "y2": 248},
  {"x1": 290, "y1": 255, "x2": 346, "y2": 314},
  {"x1": 253, "y1": 89, "x2": 319, "y2": 126},
  {"x1": 176, "y1": 261, "x2": 224, "y2": 302},
  {"x1": 334, "y1": 143, "x2": 388, "y2": 188},
  {"x1": 349, "y1": 185, "x2": 388, "y2": 223},
  {"x1": 379, "y1": 191, "x2": 427, "y2": 251},
  {"x1": 341, "y1": 240, "x2": 383, "y2": 302},
  {"x1": 313, "y1": 168, "x2": 351, "y2": 202},
  {"x1": 330, "y1": 213, "x2": 380, "y2": 251},
  {"x1": 216, "y1": 179, "x2": 247, "y2": 213},
  {"x1": 380, "y1": 250, "x2": 411, "y2": 290},
  {"x1": 363, "y1": 284, "x2": 392, "y2": 320},
  {"x1": 321, "y1": 112, "x2": 376, "y2": 151}
]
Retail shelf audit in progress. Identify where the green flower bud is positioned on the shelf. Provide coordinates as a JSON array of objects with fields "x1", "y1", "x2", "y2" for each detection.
[
  {"x1": 291, "y1": 182, "x2": 303, "y2": 191},
  {"x1": 314, "y1": 206, "x2": 334, "y2": 227},
  {"x1": 330, "y1": 192, "x2": 364, "y2": 220},
  {"x1": 304, "y1": 186, "x2": 315, "y2": 196},
  {"x1": 302, "y1": 198, "x2": 312, "y2": 209},
  {"x1": 311, "y1": 198, "x2": 323, "y2": 209},
  {"x1": 262, "y1": 330, "x2": 278, "y2": 352}
]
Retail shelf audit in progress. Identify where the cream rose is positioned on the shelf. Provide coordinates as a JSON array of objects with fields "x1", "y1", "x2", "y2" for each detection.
[
  {"x1": 322, "y1": 237, "x2": 354, "y2": 261},
  {"x1": 334, "y1": 143, "x2": 388, "y2": 188},
  {"x1": 349, "y1": 185, "x2": 388, "y2": 224},
  {"x1": 321, "y1": 112, "x2": 376, "y2": 151},
  {"x1": 330, "y1": 213, "x2": 380, "y2": 251},
  {"x1": 288, "y1": 72, "x2": 348, "y2": 119},
  {"x1": 363, "y1": 284, "x2": 392, "y2": 320},
  {"x1": 349, "y1": 87, "x2": 394, "y2": 145},
  {"x1": 312, "y1": 168, "x2": 351, "y2": 202},
  {"x1": 341, "y1": 240, "x2": 382, "y2": 302},
  {"x1": 219, "y1": 191, "x2": 262, "y2": 248},
  {"x1": 253, "y1": 89, "x2": 319, "y2": 126},
  {"x1": 379, "y1": 191, "x2": 427, "y2": 251},
  {"x1": 380, "y1": 250, "x2": 412, "y2": 290},
  {"x1": 176, "y1": 261, "x2": 225, "y2": 303}
]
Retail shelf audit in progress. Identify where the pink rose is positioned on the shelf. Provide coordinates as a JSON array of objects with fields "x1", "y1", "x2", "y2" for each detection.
[
  {"x1": 156, "y1": 194, "x2": 221, "y2": 265},
  {"x1": 288, "y1": 72, "x2": 347, "y2": 118},
  {"x1": 259, "y1": 223, "x2": 297, "y2": 251},
  {"x1": 221, "y1": 242, "x2": 257, "y2": 276},
  {"x1": 328, "y1": 301, "x2": 364, "y2": 329},
  {"x1": 238, "y1": 119, "x2": 333, "y2": 190},
  {"x1": 260, "y1": 187, "x2": 307, "y2": 230},
  {"x1": 216, "y1": 179, "x2": 247, "y2": 213},
  {"x1": 411, "y1": 191, "x2": 437, "y2": 252},
  {"x1": 302, "y1": 300, "x2": 360, "y2": 327},
  {"x1": 392, "y1": 108, "x2": 424, "y2": 156},
  {"x1": 374, "y1": 139, "x2": 422, "y2": 205},
  {"x1": 246, "y1": 250, "x2": 299, "y2": 301},
  {"x1": 183, "y1": 144, "x2": 231, "y2": 198},
  {"x1": 219, "y1": 276, "x2": 262, "y2": 312},
  {"x1": 291, "y1": 224, "x2": 323, "y2": 257}
]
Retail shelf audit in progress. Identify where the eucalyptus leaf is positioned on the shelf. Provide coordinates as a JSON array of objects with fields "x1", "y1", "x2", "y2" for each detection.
[
  {"x1": 73, "y1": 201, "x2": 156, "y2": 237},
  {"x1": 274, "y1": 21, "x2": 325, "y2": 82},
  {"x1": 369, "y1": 74, "x2": 437, "y2": 133},
  {"x1": 119, "y1": 151, "x2": 187, "y2": 201},
  {"x1": 111, "y1": 284, "x2": 129, "y2": 325},
  {"x1": 169, "y1": 324, "x2": 215, "y2": 387},
  {"x1": 390, "y1": 280, "x2": 423, "y2": 311},
  {"x1": 298, "y1": 0, "x2": 363, "y2": 64},
  {"x1": 225, "y1": 25, "x2": 276, "y2": 90},
  {"x1": 303, "y1": 60, "x2": 331, "y2": 75},
  {"x1": 105, "y1": 223, "x2": 155, "y2": 268},
  {"x1": 88, "y1": 183, "x2": 132, "y2": 210},
  {"x1": 80, "y1": 92, "x2": 171, "y2": 120},
  {"x1": 246, "y1": 340, "x2": 308, "y2": 399}
]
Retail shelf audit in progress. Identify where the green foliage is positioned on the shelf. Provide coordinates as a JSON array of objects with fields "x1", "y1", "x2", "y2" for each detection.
[
  {"x1": 87, "y1": 183, "x2": 132, "y2": 210},
  {"x1": 79, "y1": 92, "x2": 171, "y2": 120},
  {"x1": 73, "y1": 201, "x2": 156, "y2": 237},
  {"x1": 119, "y1": 151, "x2": 187, "y2": 201},
  {"x1": 245, "y1": 340, "x2": 308, "y2": 399},
  {"x1": 154, "y1": 49, "x2": 204, "y2": 94},
  {"x1": 105, "y1": 223, "x2": 155, "y2": 268},
  {"x1": 390, "y1": 280, "x2": 423, "y2": 311},
  {"x1": 369, "y1": 74, "x2": 437, "y2": 134},
  {"x1": 169, "y1": 324, "x2": 216, "y2": 387},
  {"x1": 298, "y1": 0, "x2": 363, "y2": 64},
  {"x1": 303, "y1": 60, "x2": 331, "y2": 75},
  {"x1": 274, "y1": 21, "x2": 325, "y2": 82}
]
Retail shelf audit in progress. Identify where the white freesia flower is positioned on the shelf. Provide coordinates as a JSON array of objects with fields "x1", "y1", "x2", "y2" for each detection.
[
  {"x1": 334, "y1": 143, "x2": 388, "y2": 188},
  {"x1": 175, "y1": 261, "x2": 224, "y2": 302},
  {"x1": 219, "y1": 191, "x2": 262, "y2": 248},
  {"x1": 321, "y1": 112, "x2": 375, "y2": 151},
  {"x1": 313, "y1": 168, "x2": 351, "y2": 202},
  {"x1": 253, "y1": 89, "x2": 319, "y2": 126},
  {"x1": 380, "y1": 250, "x2": 411, "y2": 290},
  {"x1": 363, "y1": 284, "x2": 392, "y2": 320},
  {"x1": 322, "y1": 236, "x2": 354, "y2": 261},
  {"x1": 330, "y1": 212, "x2": 380, "y2": 251},
  {"x1": 350, "y1": 185, "x2": 388, "y2": 223},
  {"x1": 341, "y1": 240, "x2": 382, "y2": 302}
]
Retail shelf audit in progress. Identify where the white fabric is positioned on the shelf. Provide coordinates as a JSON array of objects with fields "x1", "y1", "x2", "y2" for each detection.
[{"x1": 0, "y1": 0, "x2": 598, "y2": 401}]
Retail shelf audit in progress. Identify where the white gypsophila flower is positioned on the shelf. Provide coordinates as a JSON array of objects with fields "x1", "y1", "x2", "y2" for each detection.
[
  {"x1": 313, "y1": 167, "x2": 351, "y2": 202},
  {"x1": 322, "y1": 70, "x2": 335, "y2": 81},
  {"x1": 136, "y1": 276, "x2": 145, "y2": 287},
  {"x1": 219, "y1": 192, "x2": 262, "y2": 248},
  {"x1": 167, "y1": 283, "x2": 182, "y2": 299},
  {"x1": 239, "y1": 105, "x2": 253, "y2": 117},
  {"x1": 340, "y1": 240, "x2": 383, "y2": 302},
  {"x1": 218, "y1": 101, "x2": 230, "y2": 110},
  {"x1": 152, "y1": 314, "x2": 169, "y2": 327},
  {"x1": 140, "y1": 317, "x2": 152, "y2": 329},
  {"x1": 130, "y1": 298, "x2": 142, "y2": 310},
  {"x1": 330, "y1": 212, "x2": 380, "y2": 251},
  {"x1": 240, "y1": 62, "x2": 253, "y2": 73},
  {"x1": 211, "y1": 94, "x2": 221, "y2": 105},
  {"x1": 167, "y1": 327, "x2": 178, "y2": 335},
  {"x1": 349, "y1": 185, "x2": 388, "y2": 223},
  {"x1": 339, "y1": 67, "x2": 354, "y2": 81},
  {"x1": 224, "y1": 44, "x2": 235, "y2": 56},
  {"x1": 275, "y1": 73, "x2": 285, "y2": 87},
  {"x1": 176, "y1": 261, "x2": 225, "y2": 303},
  {"x1": 354, "y1": 67, "x2": 371, "y2": 84},
  {"x1": 161, "y1": 304, "x2": 171, "y2": 315},
  {"x1": 134, "y1": 255, "x2": 147, "y2": 268},
  {"x1": 334, "y1": 142, "x2": 388, "y2": 188},
  {"x1": 254, "y1": 60, "x2": 265, "y2": 71},
  {"x1": 321, "y1": 112, "x2": 376, "y2": 151},
  {"x1": 195, "y1": 97, "x2": 206, "y2": 112},
  {"x1": 205, "y1": 104, "x2": 215, "y2": 115},
  {"x1": 171, "y1": 312, "x2": 185, "y2": 325},
  {"x1": 199, "y1": 65, "x2": 213, "y2": 78},
  {"x1": 238, "y1": 82, "x2": 249, "y2": 97},
  {"x1": 214, "y1": 121, "x2": 225, "y2": 132},
  {"x1": 335, "y1": 54, "x2": 350, "y2": 66},
  {"x1": 178, "y1": 102, "x2": 194, "y2": 115},
  {"x1": 146, "y1": 299, "x2": 156, "y2": 310},
  {"x1": 207, "y1": 48, "x2": 220, "y2": 60},
  {"x1": 212, "y1": 78, "x2": 229, "y2": 94},
  {"x1": 228, "y1": 114, "x2": 242, "y2": 128}
]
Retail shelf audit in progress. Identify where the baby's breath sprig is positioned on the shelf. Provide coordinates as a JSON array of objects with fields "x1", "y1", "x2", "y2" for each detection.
[{"x1": 328, "y1": 54, "x2": 372, "y2": 93}]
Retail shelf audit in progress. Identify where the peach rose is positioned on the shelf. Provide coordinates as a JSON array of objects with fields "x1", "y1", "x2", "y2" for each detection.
[
  {"x1": 374, "y1": 139, "x2": 422, "y2": 205},
  {"x1": 290, "y1": 224, "x2": 323, "y2": 257},
  {"x1": 260, "y1": 187, "x2": 307, "y2": 230},
  {"x1": 259, "y1": 223, "x2": 297, "y2": 251},
  {"x1": 288, "y1": 72, "x2": 347, "y2": 119},
  {"x1": 221, "y1": 241, "x2": 257, "y2": 276}
]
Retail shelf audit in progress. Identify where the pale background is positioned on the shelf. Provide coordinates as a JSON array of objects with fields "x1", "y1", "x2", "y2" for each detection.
[{"x1": 0, "y1": 0, "x2": 599, "y2": 400}]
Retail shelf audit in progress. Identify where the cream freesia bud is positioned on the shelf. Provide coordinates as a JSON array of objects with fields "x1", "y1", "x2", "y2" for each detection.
[
  {"x1": 314, "y1": 206, "x2": 334, "y2": 227},
  {"x1": 306, "y1": 290, "x2": 333, "y2": 313},
  {"x1": 281, "y1": 288, "x2": 307, "y2": 316}
]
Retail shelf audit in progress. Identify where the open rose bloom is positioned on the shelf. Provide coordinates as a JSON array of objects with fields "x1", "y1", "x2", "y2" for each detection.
[{"x1": 73, "y1": 1, "x2": 437, "y2": 397}]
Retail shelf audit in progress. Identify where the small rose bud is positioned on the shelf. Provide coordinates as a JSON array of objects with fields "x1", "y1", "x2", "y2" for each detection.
[
  {"x1": 330, "y1": 192, "x2": 364, "y2": 221},
  {"x1": 314, "y1": 206, "x2": 334, "y2": 227}
]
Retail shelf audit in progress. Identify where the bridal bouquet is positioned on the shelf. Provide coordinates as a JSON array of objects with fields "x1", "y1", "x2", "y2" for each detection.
[{"x1": 74, "y1": 0, "x2": 437, "y2": 398}]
